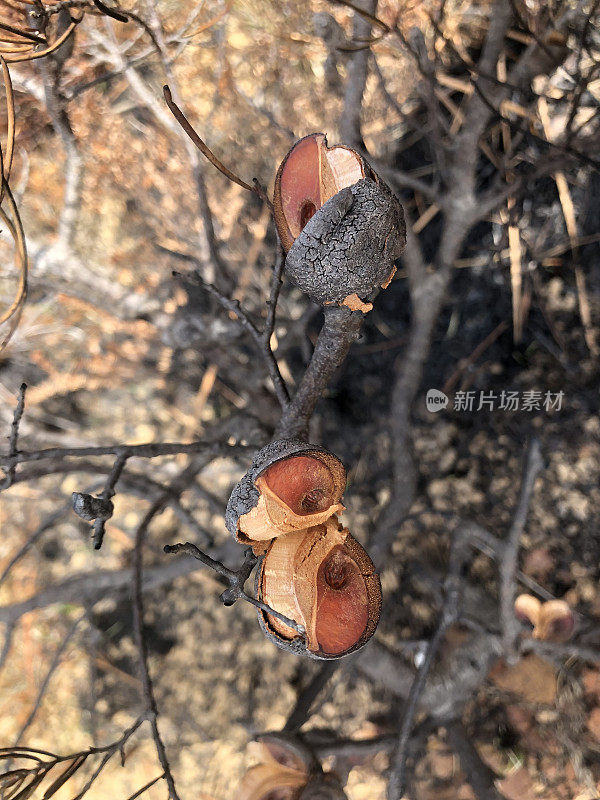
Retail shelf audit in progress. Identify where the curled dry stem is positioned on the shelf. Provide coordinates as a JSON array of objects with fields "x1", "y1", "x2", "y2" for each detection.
[
  {"x1": 1, "y1": 16, "x2": 80, "y2": 63},
  {"x1": 0, "y1": 58, "x2": 27, "y2": 351},
  {"x1": 163, "y1": 84, "x2": 270, "y2": 204}
]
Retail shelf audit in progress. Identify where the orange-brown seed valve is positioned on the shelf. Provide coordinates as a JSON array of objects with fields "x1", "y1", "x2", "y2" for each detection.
[
  {"x1": 236, "y1": 451, "x2": 346, "y2": 548},
  {"x1": 258, "y1": 517, "x2": 382, "y2": 658},
  {"x1": 273, "y1": 133, "x2": 366, "y2": 252}
]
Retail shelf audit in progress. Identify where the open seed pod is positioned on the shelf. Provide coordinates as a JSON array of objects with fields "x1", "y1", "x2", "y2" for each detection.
[
  {"x1": 256, "y1": 516, "x2": 382, "y2": 659},
  {"x1": 273, "y1": 133, "x2": 406, "y2": 312},
  {"x1": 225, "y1": 439, "x2": 346, "y2": 553},
  {"x1": 240, "y1": 734, "x2": 346, "y2": 800},
  {"x1": 240, "y1": 737, "x2": 310, "y2": 800},
  {"x1": 514, "y1": 594, "x2": 575, "y2": 643}
]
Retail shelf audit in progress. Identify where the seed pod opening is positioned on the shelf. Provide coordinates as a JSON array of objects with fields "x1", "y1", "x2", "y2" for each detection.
[
  {"x1": 240, "y1": 736, "x2": 345, "y2": 800},
  {"x1": 257, "y1": 517, "x2": 382, "y2": 659},
  {"x1": 238, "y1": 739, "x2": 309, "y2": 800},
  {"x1": 273, "y1": 133, "x2": 406, "y2": 311},
  {"x1": 274, "y1": 133, "x2": 368, "y2": 252},
  {"x1": 225, "y1": 440, "x2": 346, "y2": 553}
]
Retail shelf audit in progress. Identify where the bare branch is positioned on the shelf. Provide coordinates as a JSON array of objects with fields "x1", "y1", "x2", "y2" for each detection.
[
  {"x1": 130, "y1": 461, "x2": 204, "y2": 800},
  {"x1": 276, "y1": 305, "x2": 364, "y2": 440},
  {"x1": 0, "y1": 437, "x2": 252, "y2": 469},
  {"x1": 340, "y1": 0, "x2": 378, "y2": 148},
  {"x1": 0, "y1": 382, "x2": 26, "y2": 490},
  {"x1": 283, "y1": 663, "x2": 338, "y2": 733},
  {"x1": 499, "y1": 439, "x2": 544, "y2": 659}
]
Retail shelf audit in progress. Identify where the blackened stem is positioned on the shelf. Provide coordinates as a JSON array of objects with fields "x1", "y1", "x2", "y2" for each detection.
[{"x1": 276, "y1": 305, "x2": 364, "y2": 440}]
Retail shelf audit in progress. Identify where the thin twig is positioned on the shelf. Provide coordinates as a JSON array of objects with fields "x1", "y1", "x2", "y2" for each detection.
[
  {"x1": 261, "y1": 248, "x2": 290, "y2": 407},
  {"x1": 0, "y1": 557, "x2": 203, "y2": 627},
  {"x1": 163, "y1": 541, "x2": 305, "y2": 634},
  {"x1": 0, "y1": 438, "x2": 251, "y2": 468},
  {"x1": 132, "y1": 481, "x2": 192, "y2": 800},
  {"x1": 125, "y1": 773, "x2": 165, "y2": 800},
  {"x1": 1, "y1": 383, "x2": 26, "y2": 490},
  {"x1": 283, "y1": 663, "x2": 338, "y2": 732},
  {"x1": 163, "y1": 84, "x2": 260, "y2": 195},
  {"x1": 14, "y1": 613, "x2": 85, "y2": 746},
  {"x1": 128, "y1": 453, "x2": 226, "y2": 799},
  {"x1": 499, "y1": 439, "x2": 544, "y2": 659},
  {"x1": 175, "y1": 269, "x2": 290, "y2": 408},
  {"x1": 0, "y1": 622, "x2": 15, "y2": 671},
  {"x1": 0, "y1": 506, "x2": 69, "y2": 589},
  {"x1": 92, "y1": 451, "x2": 129, "y2": 549}
]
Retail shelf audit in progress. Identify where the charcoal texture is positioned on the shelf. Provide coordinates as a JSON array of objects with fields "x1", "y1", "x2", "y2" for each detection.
[{"x1": 284, "y1": 178, "x2": 406, "y2": 306}]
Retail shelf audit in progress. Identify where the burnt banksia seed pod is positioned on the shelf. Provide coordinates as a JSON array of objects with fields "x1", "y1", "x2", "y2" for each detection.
[
  {"x1": 226, "y1": 439, "x2": 382, "y2": 659},
  {"x1": 273, "y1": 132, "x2": 406, "y2": 312},
  {"x1": 225, "y1": 439, "x2": 347, "y2": 553},
  {"x1": 256, "y1": 516, "x2": 382, "y2": 660}
]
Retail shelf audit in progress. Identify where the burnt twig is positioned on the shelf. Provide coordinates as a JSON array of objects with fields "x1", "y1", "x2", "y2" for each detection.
[
  {"x1": 0, "y1": 438, "x2": 251, "y2": 468},
  {"x1": 130, "y1": 461, "x2": 206, "y2": 800},
  {"x1": 276, "y1": 305, "x2": 364, "y2": 440},
  {"x1": 71, "y1": 451, "x2": 129, "y2": 549},
  {"x1": 163, "y1": 541, "x2": 305, "y2": 634},
  {"x1": 163, "y1": 84, "x2": 264, "y2": 198},
  {"x1": 499, "y1": 439, "x2": 544, "y2": 659},
  {"x1": 0, "y1": 382, "x2": 26, "y2": 490},
  {"x1": 283, "y1": 663, "x2": 338, "y2": 732},
  {"x1": 387, "y1": 526, "x2": 469, "y2": 799},
  {"x1": 176, "y1": 268, "x2": 290, "y2": 408}
]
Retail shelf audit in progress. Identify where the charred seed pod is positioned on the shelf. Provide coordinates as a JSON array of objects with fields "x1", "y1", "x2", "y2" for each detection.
[
  {"x1": 256, "y1": 516, "x2": 382, "y2": 660},
  {"x1": 273, "y1": 133, "x2": 406, "y2": 312},
  {"x1": 225, "y1": 439, "x2": 346, "y2": 553}
]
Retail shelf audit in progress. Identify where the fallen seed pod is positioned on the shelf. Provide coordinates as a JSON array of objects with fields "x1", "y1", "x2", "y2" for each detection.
[
  {"x1": 514, "y1": 593, "x2": 575, "y2": 643},
  {"x1": 273, "y1": 133, "x2": 405, "y2": 312},
  {"x1": 256, "y1": 516, "x2": 382, "y2": 659},
  {"x1": 535, "y1": 599, "x2": 575, "y2": 642},
  {"x1": 240, "y1": 734, "x2": 346, "y2": 800},
  {"x1": 514, "y1": 593, "x2": 542, "y2": 628},
  {"x1": 225, "y1": 439, "x2": 346, "y2": 553}
]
